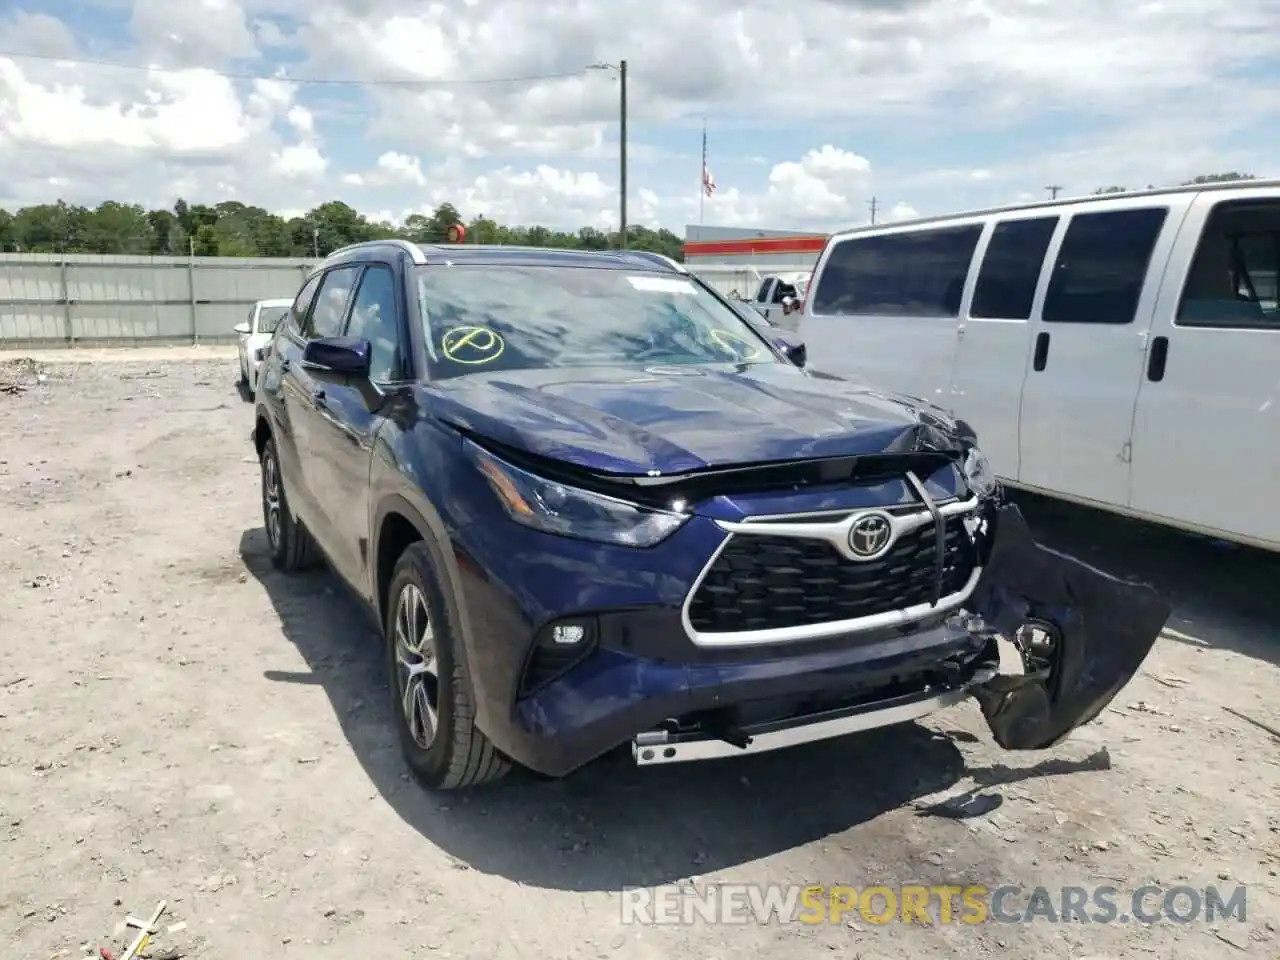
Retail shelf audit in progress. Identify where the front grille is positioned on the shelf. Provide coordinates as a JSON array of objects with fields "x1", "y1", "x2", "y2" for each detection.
[{"x1": 687, "y1": 514, "x2": 976, "y2": 634}]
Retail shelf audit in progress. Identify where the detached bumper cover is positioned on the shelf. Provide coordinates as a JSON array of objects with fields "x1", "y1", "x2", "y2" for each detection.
[{"x1": 968, "y1": 503, "x2": 1172, "y2": 750}]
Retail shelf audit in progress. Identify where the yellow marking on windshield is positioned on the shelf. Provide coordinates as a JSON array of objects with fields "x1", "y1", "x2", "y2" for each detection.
[{"x1": 442, "y1": 326, "x2": 506, "y2": 364}]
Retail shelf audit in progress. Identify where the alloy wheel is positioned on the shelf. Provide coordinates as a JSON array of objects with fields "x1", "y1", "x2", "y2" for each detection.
[
  {"x1": 394, "y1": 583, "x2": 440, "y2": 749},
  {"x1": 262, "y1": 449, "x2": 282, "y2": 550}
]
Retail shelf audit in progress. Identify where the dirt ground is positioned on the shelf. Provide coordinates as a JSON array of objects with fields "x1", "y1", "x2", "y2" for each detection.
[{"x1": 2, "y1": 350, "x2": 1278, "y2": 959}]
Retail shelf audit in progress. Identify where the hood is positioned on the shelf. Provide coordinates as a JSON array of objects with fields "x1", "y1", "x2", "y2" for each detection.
[{"x1": 422, "y1": 363, "x2": 965, "y2": 476}]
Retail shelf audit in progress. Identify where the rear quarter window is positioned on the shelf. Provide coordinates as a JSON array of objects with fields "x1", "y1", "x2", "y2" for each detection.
[{"x1": 810, "y1": 224, "x2": 984, "y2": 318}]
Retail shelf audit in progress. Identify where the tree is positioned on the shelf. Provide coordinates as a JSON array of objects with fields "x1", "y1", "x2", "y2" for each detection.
[
  {"x1": 1094, "y1": 173, "x2": 1258, "y2": 194},
  {"x1": 85, "y1": 201, "x2": 151, "y2": 254},
  {"x1": 0, "y1": 196, "x2": 687, "y2": 262},
  {"x1": 1184, "y1": 172, "x2": 1256, "y2": 185}
]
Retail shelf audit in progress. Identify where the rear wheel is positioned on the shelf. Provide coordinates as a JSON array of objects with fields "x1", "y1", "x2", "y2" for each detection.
[
  {"x1": 260, "y1": 435, "x2": 319, "y2": 572},
  {"x1": 386, "y1": 543, "x2": 509, "y2": 790}
]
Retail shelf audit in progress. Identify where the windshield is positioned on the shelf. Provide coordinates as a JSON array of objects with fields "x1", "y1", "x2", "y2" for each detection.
[
  {"x1": 256, "y1": 305, "x2": 290, "y2": 333},
  {"x1": 415, "y1": 265, "x2": 781, "y2": 380}
]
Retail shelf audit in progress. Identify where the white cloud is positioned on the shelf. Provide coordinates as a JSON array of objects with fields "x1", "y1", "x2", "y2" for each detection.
[
  {"x1": 271, "y1": 143, "x2": 327, "y2": 179},
  {"x1": 403, "y1": 161, "x2": 616, "y2": 229},
  {"x1": 294, "y1": 0, "x2": 1280, "y2": 153},
  {"x1": 0, "y1": 59, "x2": 275, "y2": 154},
  {"x1": 129, "y1": 0, "x2": 258, "y2": 66},
  {"x1": 691, "y1": 146, "x2": 876, "y2": 230},
  {"x1": 887, "y1": 202, "x2": 920, "y2": 223},
  {"x1": 286, "y1": 104, "x2": 314, "y2": 135},
  {"x1": 0, "y1": 0, "x2": 1277, "y2": 234},
  {"x1": 372, "y1": 151, "x2": 426, "y2": 186}
]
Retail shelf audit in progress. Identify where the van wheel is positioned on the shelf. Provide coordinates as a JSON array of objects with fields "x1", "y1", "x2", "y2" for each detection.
[
  {"x1": 260, "y1": 435, "x2": 319, "y2": 572},
  {"x1": 386, "y1": 543, "x2": 510, "y2": 790}
]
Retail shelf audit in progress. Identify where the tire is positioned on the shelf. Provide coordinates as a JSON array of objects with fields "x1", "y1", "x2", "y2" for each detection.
[
  {"x1": 385, "y1": 542, "x2": 510, "y2": 790},
  {"x1": 260, "y1": 434, "x2": 320, "y2": 572}
]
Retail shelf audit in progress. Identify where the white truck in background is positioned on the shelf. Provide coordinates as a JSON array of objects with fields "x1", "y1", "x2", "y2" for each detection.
[
  {"x1": 749, "y1": 272, "x2": 812, "y2": 331},
  {"x1": 684, "y1": 264, "x2": 813, "y2": 331}
]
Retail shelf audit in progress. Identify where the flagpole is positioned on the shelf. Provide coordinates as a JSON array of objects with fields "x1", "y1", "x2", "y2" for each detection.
[{"x1": 699, "y1": 118, "x2": 706, "y2": 226}]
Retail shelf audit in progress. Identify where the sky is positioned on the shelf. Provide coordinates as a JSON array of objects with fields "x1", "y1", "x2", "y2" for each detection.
[{"x1": 0, "y1": 0, "x2": 1278, "y2": 234}]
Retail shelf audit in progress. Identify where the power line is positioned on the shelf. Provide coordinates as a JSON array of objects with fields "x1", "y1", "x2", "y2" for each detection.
[{"x1": 0, "y1": 49, "x2": 592, "y2": 87}]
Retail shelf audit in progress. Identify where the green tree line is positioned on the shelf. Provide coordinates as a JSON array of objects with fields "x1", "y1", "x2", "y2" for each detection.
[
  {"x1": 0, "y1": 198, "x2": 687, "y2": 261},
  {"x1": 1093, "y1": 172, "x2": 1257, "y2": 194}
]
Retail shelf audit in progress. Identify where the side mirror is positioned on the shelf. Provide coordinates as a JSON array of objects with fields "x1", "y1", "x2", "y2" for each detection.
[
  {"x1": 302, "y1": 336, "x2": 372, "y2": 378},
  {"x1": 234, "y1": 322, "x2": 250, "y2": 335},
  {"x1": 774, "y1": 336, "x2": 807, "y2": 368}
]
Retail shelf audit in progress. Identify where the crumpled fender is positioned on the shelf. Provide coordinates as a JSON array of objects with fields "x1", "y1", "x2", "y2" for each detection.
[{"x1": 967, "y1": 502, "x2": 1173, "y2": 750}]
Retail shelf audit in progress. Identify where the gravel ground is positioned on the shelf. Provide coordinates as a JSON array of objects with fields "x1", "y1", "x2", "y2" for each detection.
[{"x1": 2, "y1": 351, "x2": 1279, "y2": 960}]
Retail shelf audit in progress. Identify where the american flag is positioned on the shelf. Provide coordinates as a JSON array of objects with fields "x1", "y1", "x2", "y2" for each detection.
[{"x1": 701, "y1": 125, "x2": 716, "y2": 197}]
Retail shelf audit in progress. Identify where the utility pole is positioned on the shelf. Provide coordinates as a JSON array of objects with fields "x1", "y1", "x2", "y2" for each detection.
[
  {"x1": 1045, "y1": 185, "x2": 1062, "y2": 200},
  {"x1": 868, "y1": 196, "x2": 878, "y2": 224},
  {"x1": 588, "y1": 60, "x2": 628, "y2": 247},
  {"x1": 619, "y1": 59, "x2": 627, "y2": 247}
]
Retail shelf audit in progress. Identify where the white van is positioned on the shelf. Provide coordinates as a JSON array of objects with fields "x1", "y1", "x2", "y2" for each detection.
[{"x1": 798, "y1": 180, "x2": 1280, "y2": 552}]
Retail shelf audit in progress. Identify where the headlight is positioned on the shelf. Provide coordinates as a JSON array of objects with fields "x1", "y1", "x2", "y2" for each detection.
[
  {"x1": 466, "y1": 440, "x2": 689, "y2": 547},
  {"x1": 961, "y1": 446, "x2": 998, "y2": 498}
]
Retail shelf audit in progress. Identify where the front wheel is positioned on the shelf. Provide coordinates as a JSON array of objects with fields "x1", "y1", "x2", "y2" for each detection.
[
  {"x1": 260, "y1": 435, "x2": 319, "y2": 572},
  {"x1": 386, "y1": 543, "x2": 509, "y2": 790}
]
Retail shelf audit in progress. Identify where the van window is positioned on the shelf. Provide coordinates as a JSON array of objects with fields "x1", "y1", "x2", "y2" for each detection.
[
  {"x1": 810, "y1": 224, "x2": 983, "y2": 318},
  {"x1": 971, "y1": 217, "x2": 1058, "y2": 320},
  {"x1": 1042, "y1": 207, "x2": 1168, "y2": 324},
  {"x1": 1178, "y1": 200, "x2": 1280, "y2": 329}
]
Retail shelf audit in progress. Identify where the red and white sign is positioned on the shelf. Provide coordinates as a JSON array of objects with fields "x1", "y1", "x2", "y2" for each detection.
[{"x1": 682, "y1": 234, "x2": 828, "y2": 259}]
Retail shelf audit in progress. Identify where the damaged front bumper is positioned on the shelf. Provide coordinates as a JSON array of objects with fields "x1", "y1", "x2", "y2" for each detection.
[{"x1": 630, "y1": 500, "x2": 1172, "y2": 765}]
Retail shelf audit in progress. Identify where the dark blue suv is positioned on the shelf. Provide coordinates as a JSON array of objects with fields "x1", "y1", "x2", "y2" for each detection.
[{"x1": 252, "y1": 239, "x2": 1171, "y2": 790}]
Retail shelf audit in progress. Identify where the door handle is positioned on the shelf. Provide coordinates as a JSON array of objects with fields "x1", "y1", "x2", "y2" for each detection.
[
  {"x1": 1146, "y1": 335, "x2": 1169, "y2": 382},
  {"x1": 1032, "y1": 332, "x2": 1051, "y2": 371},
  {"x1": 279, "y1": 358, "x2": 291, "y2": 372},
  {"x1": 312, "y1": 388, "x2": 327, "y2": 405}
]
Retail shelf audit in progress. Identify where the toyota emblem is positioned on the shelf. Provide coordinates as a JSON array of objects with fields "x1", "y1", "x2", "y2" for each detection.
[{"x1": 847, "y1": 513, "x2": 893, "y2": 559}]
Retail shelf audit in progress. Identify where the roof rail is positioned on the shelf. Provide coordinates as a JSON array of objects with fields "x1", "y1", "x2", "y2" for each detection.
[
  {"x1": 326, "y1": 238, "x2": 427, "y2": 265},
  {"x1": 612, "y1": 249, "x2": 687, "y2": 273}
]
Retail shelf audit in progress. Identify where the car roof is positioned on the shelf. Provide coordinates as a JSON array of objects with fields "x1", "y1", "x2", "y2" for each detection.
[
  {"x1": 322, "y1": 239, "x2": 682, "y2": 273},
  {"x1": 256, "y1": 298, "x2": 294, "y2": 307}
]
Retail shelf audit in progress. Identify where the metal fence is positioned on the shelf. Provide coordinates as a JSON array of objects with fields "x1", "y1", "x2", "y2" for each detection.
[{"x1": 0, "y1": 253, "x2": 318, "y2": 348}]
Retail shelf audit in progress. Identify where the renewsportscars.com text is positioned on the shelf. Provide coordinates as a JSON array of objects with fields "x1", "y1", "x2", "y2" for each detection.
[{"x1": 620, "y1": 883, "x2": 1248, "y2": 926}]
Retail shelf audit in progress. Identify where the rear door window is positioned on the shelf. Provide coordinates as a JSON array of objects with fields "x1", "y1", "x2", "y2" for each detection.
[
  {"x1": 1042, "y1": 207, "x2": 1168, "y2": 324},
  {"x1": 811, "y1": 224, "x2": 983, "y2": 318},
  {"x1": 971, "y1": 217, "x2": 1059, "y2": 320}
]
